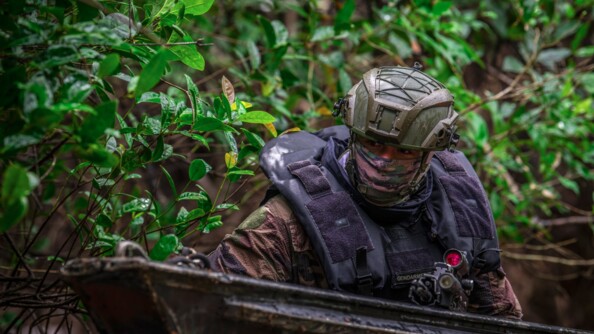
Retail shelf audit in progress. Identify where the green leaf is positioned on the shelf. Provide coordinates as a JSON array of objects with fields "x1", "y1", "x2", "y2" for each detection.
[
  {"x1": 237, "y1": 111, "x2": 275, "y2": 124},
  {"x1": 334, "y1": 0, "x2": 355, "y2": 32},
  {"x1": 2, "y1": 164, "x2": 31, "y2": 203},
  {"x1": 106, "y1": 137, "x2": 117, "y2": 153},
  {"x1": 311, "y1": 26, "x2": 335, "y2": 42},
  {"x1": 169, "y1": 34, "x2": 205, "y2": 70},
  {"x1": 464, "y1": 112, "x2": 489, "y2": 149},
  {"x1": 51, "y1": 102, "x2": 95, "y2": 114},
  {"x1": 93, "y1": 178, "x2": 115, "y2": 188},
  {"x1": 559, "y1": 177, "x2": 580, "y2": 195},
  {"x1": 270, "y1": 20, "x2": 288, "y2": 47},
  {"x1": 149, "y1": 234, "x2": 179, "y2": 261},
  {"x1": 246, "y1": 41, "x2": 261, "y2": 69},
  {"x1": 193, "y1": 116, "x2": 237, "y2": 133},
  {"x1": 227, "y1": 169, "x2": 255, "y2": 177},
  {"x1": 576, "y1": 46, "x2": 594, "y2": 58},
  {"x1": 76, "y1": 143, "x2": 119, "y2": 167},
  {"x1": 201, "y1": 215, "x2": 223, "y2": 233},
  {"x1": 130, "y1": 216, "x2": 144, "y2": 227},
  {"x1": 178, "y1": 0, "x2": 215, "y2": 16},
  {"x1": 502, "y1": 56, "x2": 524, "y2": 73},
  {"x1": 215, "y1": 203, "x2": 239, "y2": 211},
  {"x1": 259, "y1": 16, "x2": 276, "y2": 49},
  {"x1": 571, "y1": 23, "x2": 591, "y2": 51},
  {"x1": 184, "y1": 74, "x2": 200, "y2": 113},
  {"x1": 160, "y1": 93, "x2": 175, "y2": 129},
  {"x1": 217, "y1": 94, "x2": 232, "y2": 122},
  {"x1": 70, "y1": 162, "x2": 91, "y2": 175},
  {"x1": 152, "y1": 136, "x2": 165, "y2": 161},
  {"x1": 241, "y1": 128, "x2": 265, "y2": 149},
  {"x1": 188, "y1": 159, "x2": 212, "y2": 181},
  {"x1": 47, "y1": 256, "x2": 65, "y2": 263},
  {"x1": 138, "y1": 92, "x2": 162, "y2": 104},
  {"x1": 176, "y1": 207, "x2": 189, "y2": 224},
  {"x1": 80, "y1": 100, "x2": 117, "y2": 144},
  {"x1": 135, "y1": 49, "x2": 169, "y2": 97},
  {"x1": 95, "y1": 213, "x2": 113, "y2": 228},
  {"x1": 98, "y1": 53, "x2": 120, "y2": 78},
  {"x1": 537, "y1": 48, "x2": 571, "y2": 71},
  {"x1": 178, "y1": 191, "x2": 208, "y2": 201},
  {"x1": 224, "y1": 130, "x2": 238, "y2": 154},
  {"x1": 338, "y1": 68, "x2": 352, "y2": 95},
  {"x1": 2, "y1": 134, "x2": 41, "y2": 152},
  {"x1": 0, "y1": 197, "x2": 27, "y2": 233},
  {"x1": 432, "y1": 1, "x2": 452, "y2": 16},
  {"x1": 185, "y1": 208, "x2": 205, "y2": 221},
  {"x1": 121, "y1": 198, "x2": 151, "y2": 214},
  {"x1": 160, "y1": 166, "x2": 178, "y2": 198}
]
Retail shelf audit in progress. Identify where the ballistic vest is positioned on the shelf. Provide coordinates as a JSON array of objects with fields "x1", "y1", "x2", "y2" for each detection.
[{"x1": 259, "y1": 126, "x2": 500, "y2": 298}]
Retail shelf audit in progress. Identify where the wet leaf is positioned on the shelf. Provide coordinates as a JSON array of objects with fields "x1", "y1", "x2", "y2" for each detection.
[
  {"x1": 149, "y1": 234, "x2": 179, "y2": 261},
  {"x1": 188, "y1": 159, "x2": 211, "y2": 181},
  {"x1": 178, "y1": 192, "x2": 209, "y2": 201},
  {"x1": 121, "y1": 198, "x2": 151, "y2": 213}
]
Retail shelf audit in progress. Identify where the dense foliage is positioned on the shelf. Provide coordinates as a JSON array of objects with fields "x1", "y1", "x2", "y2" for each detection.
[{"x1": 1, "y1": 0, "x2": 593, "y2": 331}]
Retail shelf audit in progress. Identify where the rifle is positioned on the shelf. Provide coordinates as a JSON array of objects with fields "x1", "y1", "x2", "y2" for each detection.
[{"x1": 409, "y1": 249, "x2": 474, "y2": 311}]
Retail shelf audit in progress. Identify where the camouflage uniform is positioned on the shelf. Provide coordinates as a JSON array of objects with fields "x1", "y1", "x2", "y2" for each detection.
[{"x1": 208, "y1": 194, "x2": 523, "y2": 319}]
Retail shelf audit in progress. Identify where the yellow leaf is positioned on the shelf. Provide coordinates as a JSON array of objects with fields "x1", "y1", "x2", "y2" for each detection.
[
  {"x1": 264, "y1": 123, "x2": 278, "y2": 138},
  {"x1": 221, "y1": 75, "x2": 235, "y2": 103},
  {"x1": 230, "y1": 101, "x2": 253, "y2": 111},
  {"x1": 316, "y1": 106, "x2": 332, "y2": 116},
  {"x1": 280, "y1": 127, "x2": 301, "y2": 136},
  {"x1": 225, "y1": 152, "x2": 237, "y2": 169}
]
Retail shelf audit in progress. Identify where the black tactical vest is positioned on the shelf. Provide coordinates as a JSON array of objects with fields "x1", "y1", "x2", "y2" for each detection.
[{"x1": 259, "y1": 126, "x2": 500, "y2": 298}]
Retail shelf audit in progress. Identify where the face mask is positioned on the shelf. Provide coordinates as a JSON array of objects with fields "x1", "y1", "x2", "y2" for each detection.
[{"x1": 351, "y1": 140, "x2": 431, "y2": 206}]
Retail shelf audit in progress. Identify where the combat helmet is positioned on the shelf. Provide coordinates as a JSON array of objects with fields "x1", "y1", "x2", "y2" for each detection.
[
  {"x1": 333, "y1": 65, "x2": 460, "y2": 206},
  {"x1": 334, "y1": 65, "x2": 459, "y2": 151}
]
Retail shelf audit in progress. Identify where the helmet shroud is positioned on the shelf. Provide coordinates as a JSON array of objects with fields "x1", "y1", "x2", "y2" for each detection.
[{"x1": 344, "y1": 66, "x2": 459, "y2": 151}]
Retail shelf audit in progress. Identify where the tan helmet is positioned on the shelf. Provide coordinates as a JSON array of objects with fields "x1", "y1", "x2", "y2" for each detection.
[{"x1": 335, "y1": 65, "x2": 459, "y2": 151}]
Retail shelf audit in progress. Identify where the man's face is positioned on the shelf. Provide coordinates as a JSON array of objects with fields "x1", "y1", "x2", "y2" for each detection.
[{"x1": 352, "y1": 136, "x2": 433, "y2": 204}]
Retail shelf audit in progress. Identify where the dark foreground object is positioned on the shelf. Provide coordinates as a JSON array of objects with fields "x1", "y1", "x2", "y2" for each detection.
[{"x1": 61, "y1": 257, "x2": 589, "y2": 334}]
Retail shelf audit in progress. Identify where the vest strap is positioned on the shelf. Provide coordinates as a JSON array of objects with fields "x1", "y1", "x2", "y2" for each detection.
[
  {"x1": 355, "y1": 247, "x2": 373, "y2": 296},
  {"x1": 435, "y1": 151, "x2": 468, "y2": 176},
  {"x1": 288, "y1": 161, "x2": 332, "y2": 199}
]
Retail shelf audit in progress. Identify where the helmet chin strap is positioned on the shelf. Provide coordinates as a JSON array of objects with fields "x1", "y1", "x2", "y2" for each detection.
[{"x1": 346, "y1": 134, "x2": 432, "y2": 207}]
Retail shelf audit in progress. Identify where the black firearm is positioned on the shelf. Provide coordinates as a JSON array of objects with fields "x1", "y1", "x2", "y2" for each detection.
[{"x1": 408, "y1": 249, "x2": 474, "y2": 312}]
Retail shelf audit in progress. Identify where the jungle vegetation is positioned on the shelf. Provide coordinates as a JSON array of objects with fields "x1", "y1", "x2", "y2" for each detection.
[{"x1": 1, "y1": 0, "x2": 593, "y2": 331}]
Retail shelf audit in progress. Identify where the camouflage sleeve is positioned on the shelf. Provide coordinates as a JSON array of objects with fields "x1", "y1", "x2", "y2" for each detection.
[
  {"x1": 467, "y1": 267, "x2": 523, "y2": 319},
  {"x1": 207, "y1": 195, "x2": 328, "y2": 288}
]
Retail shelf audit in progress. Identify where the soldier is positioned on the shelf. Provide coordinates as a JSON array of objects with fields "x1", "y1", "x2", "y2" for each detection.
[{"x1": 208, "y1": 66, "x2": 522, "y2": 318}]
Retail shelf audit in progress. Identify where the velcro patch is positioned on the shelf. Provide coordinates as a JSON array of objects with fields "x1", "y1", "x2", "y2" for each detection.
[
  {"x1": 387, "y1": 249, "x2": 436, "y2": 286},
  {"x1": 306, "y1": 191, "x2": 374, "y2": 263},
  {"x1": 439, "y1": 175, "x2": 495, "y2": 239}
]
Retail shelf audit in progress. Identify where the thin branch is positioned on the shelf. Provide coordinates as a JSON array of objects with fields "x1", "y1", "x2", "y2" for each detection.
[
  {"x1": 504, "y1": 238, "x2": 577, "y2": 250},
  {"x1": 134, "y1": 40, "x2": 213, "y2": 47},
  {"x1": 502, "y1": 251, "x2": 594, "y2": 266},
  {"x1": 536, "y1": 216, "x2": 593, "y2": 227}
]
